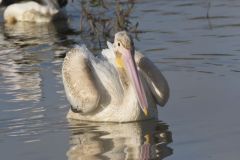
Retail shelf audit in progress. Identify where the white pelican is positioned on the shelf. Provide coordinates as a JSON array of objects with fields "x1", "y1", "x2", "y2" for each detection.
[
  {"x1": 0, "y1": 0, "x2": 68, "y2": 23},
  {"x1": 62, "y1": 31, "x2": 169, "y2": 122}
]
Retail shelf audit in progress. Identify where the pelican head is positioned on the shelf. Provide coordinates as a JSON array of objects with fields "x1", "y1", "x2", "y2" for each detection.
[{"x1": 113, "y1": 31, "x2": 148, "y2": 116}]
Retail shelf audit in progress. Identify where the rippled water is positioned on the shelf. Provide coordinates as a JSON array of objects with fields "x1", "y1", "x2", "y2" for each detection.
[{"x1": 0, "y1": 0, "x2": 240, "y2": 159}]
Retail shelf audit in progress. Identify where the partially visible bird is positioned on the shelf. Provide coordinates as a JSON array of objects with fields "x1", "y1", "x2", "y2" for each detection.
[
  {"x1": 62, "y1": 31, "x2": 169, "y2": 122},
  {"x1": 0, "y1": 0, "x2": 68, "y2": 23}
]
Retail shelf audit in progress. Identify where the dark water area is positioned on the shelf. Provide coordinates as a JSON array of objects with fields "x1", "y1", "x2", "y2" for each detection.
[{"x1": 0, "y1": 0, "x2": 240, "y2": 159}]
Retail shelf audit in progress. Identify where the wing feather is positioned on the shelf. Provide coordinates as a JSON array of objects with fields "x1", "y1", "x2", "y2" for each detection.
[
  {"x1": 135, "y1": 52, "x2": 169, "y2": 106},
  {"x1": 62, "y1": 46, "x2": 100, "y2": 114}
]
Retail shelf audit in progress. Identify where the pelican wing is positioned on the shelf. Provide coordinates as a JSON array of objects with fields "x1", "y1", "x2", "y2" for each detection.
[
  {"x1": 135, "y1": 52, "x2": 169, "y2": 106},
  {"x1": 62, "y1": 46, "x2": 100, "y2": 114}
]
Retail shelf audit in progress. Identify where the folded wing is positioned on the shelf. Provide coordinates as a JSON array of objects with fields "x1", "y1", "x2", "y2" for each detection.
[
  {"x1": 135, "y1": 52, "x2": 169, "y2": 106},
  {"x1": 62, "y1": 47, "x2": 100, "y2": 114}
]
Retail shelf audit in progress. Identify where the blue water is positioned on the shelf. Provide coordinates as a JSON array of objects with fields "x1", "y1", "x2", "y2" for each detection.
[{"x1": 0, "y1": 0, "x2": 240, "y2": 159}]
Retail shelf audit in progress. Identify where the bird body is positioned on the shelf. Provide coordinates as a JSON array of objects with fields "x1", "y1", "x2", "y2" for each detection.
[
  {"x1": 0, "y1": 0, "x2": 68, "y2": 23},
  {"x1": 62, "y1": 31, "x2": 169, "y2": 122}
]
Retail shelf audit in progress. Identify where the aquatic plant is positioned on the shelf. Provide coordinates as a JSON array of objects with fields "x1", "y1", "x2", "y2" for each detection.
[{"x1": 78, "y1": 0, "x2": 140, "y2": 49}]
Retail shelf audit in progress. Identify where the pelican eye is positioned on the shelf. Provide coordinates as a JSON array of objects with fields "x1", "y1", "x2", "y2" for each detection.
[{"x1": 118, "y1": 42, "x2": 120, "y2": 46}]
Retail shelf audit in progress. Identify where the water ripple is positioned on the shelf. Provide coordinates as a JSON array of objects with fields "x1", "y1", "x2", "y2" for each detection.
[
  {"x1": 0, "y1": 0, "x2": 240, "y2": 159},
  {"x1": 67, "y1": 120, "x2": 173, "y2": 160}
]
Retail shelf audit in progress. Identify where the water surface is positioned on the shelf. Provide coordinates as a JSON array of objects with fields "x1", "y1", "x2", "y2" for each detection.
[{"x1": 0, "y1": 0, "x2": 240, "y2": 159}]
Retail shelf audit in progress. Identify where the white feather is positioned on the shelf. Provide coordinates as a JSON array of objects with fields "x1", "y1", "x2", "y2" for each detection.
[
  {"x1": 4, "y1": 1, "x2": 59, "y2": 23},
  {"x1": 72, "y1": 45, "x2": 123, "y2": 102},
  {"x1": 101, "y1": 41, "x2": 116, "y2": 67},
  {"x1": 64, "y1": 44, "x2": 158, "y2": 122}
]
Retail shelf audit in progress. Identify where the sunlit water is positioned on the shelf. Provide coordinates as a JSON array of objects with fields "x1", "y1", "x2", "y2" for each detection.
[{"x1": 0, "y1": 0, "x2": 240, "y2": 159}]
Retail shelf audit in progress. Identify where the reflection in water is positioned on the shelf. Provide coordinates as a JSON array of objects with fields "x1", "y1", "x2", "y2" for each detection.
[
  {"x1": 3, "y1": 22, "x2": 57, "y2": 46},
  {"x1": 67, "y1": 120, "x2": 172, "y2": 160},
  {"x1": 0, "y1": 48, "x2": 42, "y2": 102},
  {"x1": 0, "y1": 19, "x2": 73, "y2": 103},
  {"x1": 3, "y1": 20, "x2": 74, "y2": 47}
]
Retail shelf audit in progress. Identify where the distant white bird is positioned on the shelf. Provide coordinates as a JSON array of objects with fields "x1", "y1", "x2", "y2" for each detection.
[
  {"x1": 62, "y1": 31, "x2": 169, "y2": 122},
  {"x1": 0, "y1": 0, "x2": 68, "y2": 23}
]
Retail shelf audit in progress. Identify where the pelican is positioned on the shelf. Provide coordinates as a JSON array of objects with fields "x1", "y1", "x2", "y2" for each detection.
[
  {"x1": 62, "y1": 31, "x2": 169, "y2": 122},
  {"x1": 0, "y1": 0, "x2": 68, "y2": 23}
]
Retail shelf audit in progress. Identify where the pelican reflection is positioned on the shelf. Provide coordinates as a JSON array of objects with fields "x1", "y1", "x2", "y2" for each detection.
[
  {"x1": 3, "y1": 20, "x2": 73, "y2": 47},
  {"x1": 67, "y1": 120, "x2": 173, "y2": 160}
]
